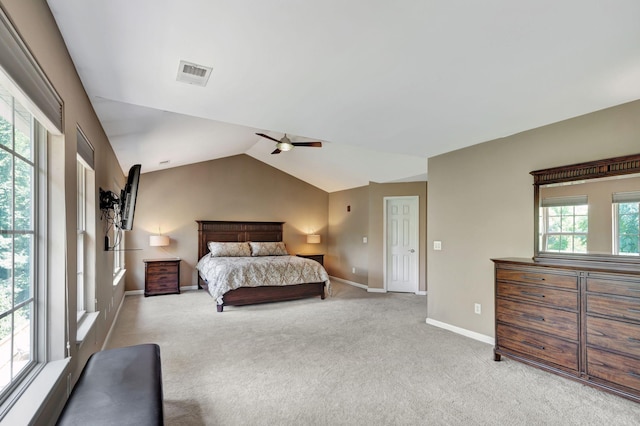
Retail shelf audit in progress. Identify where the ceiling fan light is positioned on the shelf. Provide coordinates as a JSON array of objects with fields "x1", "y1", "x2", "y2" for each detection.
[{"x1": 277, "y1": 141, "x2": 293, "y2": 151}]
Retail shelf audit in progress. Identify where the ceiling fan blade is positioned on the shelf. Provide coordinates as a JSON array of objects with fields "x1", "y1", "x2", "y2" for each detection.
[
  {"x1": 291, "y1": 142, "x2": 322, "y2": 148},
  {"x1": 256, "y1": 132, "x2": 281, "y2": 143},
  {"x1": 271, "y1": 148, "x2": 281, "y2": 154}
]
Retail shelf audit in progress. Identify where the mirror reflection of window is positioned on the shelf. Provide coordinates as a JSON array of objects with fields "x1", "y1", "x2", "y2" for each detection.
[
  {"x1": 540, "y1": 196, "x2": 588, "y2": 253},
  {"x1": 612, "y1": 191, "x2": 640, "y2": 256}
]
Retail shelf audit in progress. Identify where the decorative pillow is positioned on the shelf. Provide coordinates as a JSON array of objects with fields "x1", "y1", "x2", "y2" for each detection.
[
  {"x1": 208, "y1": 242, "x2": 251, "y2": 257},
  {"x1": 249, "y1": 241, "x2": 289, "y2": 256}
]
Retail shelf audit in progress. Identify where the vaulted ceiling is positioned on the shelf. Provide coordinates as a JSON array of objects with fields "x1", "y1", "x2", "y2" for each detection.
[{"x1": 47, "y1": 1, "x2": 640, "y2": 192}]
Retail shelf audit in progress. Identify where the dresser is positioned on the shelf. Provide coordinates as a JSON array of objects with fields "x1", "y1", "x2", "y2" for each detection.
[
  {"x1": 493, "y1": 258, "x2": 640, "y2": 403},
  {"x1": 144, "y1": 258, "x2": 181, "y2": 297}
]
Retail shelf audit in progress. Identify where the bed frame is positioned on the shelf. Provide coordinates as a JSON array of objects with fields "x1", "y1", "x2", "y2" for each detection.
[{"x1": 196, "y1": 220, "x2": 326, "y2": 312}]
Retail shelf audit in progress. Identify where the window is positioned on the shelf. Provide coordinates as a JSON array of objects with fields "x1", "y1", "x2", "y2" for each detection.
[
  {"x1": 540, "y1": 196, "x2": 588, "y2": 253},
  {"x1": 0, "y1": 85, "x2": 40, "y2": 400},
  {"x1": 613, "y1": 192, "x2": 640, "y2": 256},
  {"x1": 77, "y1": 128, "x2": 95, "y2": 321}
]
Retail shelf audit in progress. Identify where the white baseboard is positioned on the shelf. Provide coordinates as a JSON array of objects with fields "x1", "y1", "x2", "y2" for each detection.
[
  {"x1": 425, "y1": 318, "x2": 495, "y2": 346},
  {"x1": 329, "y1": 276, "x2": 367, "y2": 290},
  {"x1": 329, "y1": 276, "x2": 427, "y2": 295},
  {"x1": 180, "y1": 285, "x2": 198, "y2": 291},
  {"x1": 124, "y1": 289, "x2": 144, "y2": 296},
  {"x1": 103, "y1": 292, "x2": 127, "y2": 350}
]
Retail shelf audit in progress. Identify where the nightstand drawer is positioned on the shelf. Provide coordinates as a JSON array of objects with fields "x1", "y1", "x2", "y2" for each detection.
[{"x1": 147, "y1": 262, "x2": 179, "y2": 274}]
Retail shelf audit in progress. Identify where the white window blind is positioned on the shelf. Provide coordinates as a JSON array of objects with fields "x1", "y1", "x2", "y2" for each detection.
[
  {"x1": 612, "y1": 191, "x2": 640, "y2": 204},
  {"x1": 541, "y1": 195, "x2": 588, "y2": 208},
  {"x1": 0, "y1": 6, "x2": 62, "y2": 134},
  {"x1": 77, "y1": 128, "x2": 94, "y2": 169}
]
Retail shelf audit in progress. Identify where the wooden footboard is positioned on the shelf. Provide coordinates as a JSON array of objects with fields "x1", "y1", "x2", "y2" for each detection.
[{"x1": 216, "y1": 282, "x2": 326, "y2": 312}]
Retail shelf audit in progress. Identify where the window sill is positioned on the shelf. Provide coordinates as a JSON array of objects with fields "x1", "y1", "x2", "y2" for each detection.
[
  {"x1": 1, "y1": 358, "x2": 70, "y2": 424},
  {"x1": 113, "y1": 268, "x2": 126, "y2": 287},
  {"x1": 76, "y1": 312, "x2": 99, "y2": 344}
]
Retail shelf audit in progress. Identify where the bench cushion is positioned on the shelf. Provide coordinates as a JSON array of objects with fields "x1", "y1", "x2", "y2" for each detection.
[{"x1": 57, "y1": 343, "x2": 163, "y2": 426}]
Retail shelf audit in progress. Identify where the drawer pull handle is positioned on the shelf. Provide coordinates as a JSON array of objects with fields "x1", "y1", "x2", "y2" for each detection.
[
  {"x1": 628, "y1": 337, "x2": 640, "y2": 344},
  {"x1": 628, "y1": 371, "x2": 640, "y2": 379},
  {"x1": 523, "y1": 275, "x2": 545, "y2": 281},
  {"x1": 522, "y1": 314, "x2": 545, "y2": 322},
  {"x1": 627, "y1": 308, "x2": 640, "y2": 314},
  {"x1": 522, "y1": 341, "x2": 545, "y2": 351},
  {"x1": 521, "y1": 291, "x2": 545, "y2": 298}
]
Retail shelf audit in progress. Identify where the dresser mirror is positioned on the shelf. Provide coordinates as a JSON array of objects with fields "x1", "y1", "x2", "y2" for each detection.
[{"x1": 532, "y1": 153, "x2": 640, "y2": 265}]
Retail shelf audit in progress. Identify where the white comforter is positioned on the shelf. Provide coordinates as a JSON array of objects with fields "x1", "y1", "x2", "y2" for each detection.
[{"x1": 196, "y1": 255, "x2": 330, "y2": 304}]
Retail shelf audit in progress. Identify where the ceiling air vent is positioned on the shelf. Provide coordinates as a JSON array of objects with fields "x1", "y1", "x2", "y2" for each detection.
[{"x1": 176, "y1": 60, "x2": 212, "y2": 86}]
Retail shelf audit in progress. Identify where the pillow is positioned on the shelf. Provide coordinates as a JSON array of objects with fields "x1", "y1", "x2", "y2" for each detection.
[
  {"x1": 208, "y1": 242, "x2": 251, "y2": 257},
  {"x1": 249, "y1": 241, "x2": 289, "y2": 256}
]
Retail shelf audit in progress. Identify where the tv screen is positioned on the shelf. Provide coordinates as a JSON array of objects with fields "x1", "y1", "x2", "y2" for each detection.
[{"x1": 119, "y1": 164, "x2": 141, "y2": 231}]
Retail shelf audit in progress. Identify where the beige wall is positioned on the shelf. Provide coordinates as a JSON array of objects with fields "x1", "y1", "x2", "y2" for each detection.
[
  {"x1": 427, "y1": 99, "x2": 640, "y2": 338},
  {"x1": 125, "y1": 154, "x2": 329, "y2": 291},
  {"x1": 1, "y1": 0, "x2": 127, "y2": 422},
  {"x1": 328, "y1": 181, "x2": 427, "y2": 292},
  {"x1": 327, "y1": 186, "x2": 370, "y2": 283}
]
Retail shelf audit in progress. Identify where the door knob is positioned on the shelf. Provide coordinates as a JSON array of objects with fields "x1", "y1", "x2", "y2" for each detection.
[{"x1": 409, "y1": 249, "x2": 415, "y2": 253}]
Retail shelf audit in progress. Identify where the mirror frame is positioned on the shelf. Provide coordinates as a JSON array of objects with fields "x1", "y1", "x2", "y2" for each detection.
[{"x1": 532, "y1": 153, "x2": 640, "y2": 267}]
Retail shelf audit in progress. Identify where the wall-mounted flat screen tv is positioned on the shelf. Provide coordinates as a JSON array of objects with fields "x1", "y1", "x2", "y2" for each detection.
[{"x1": 119, "y1": 164, "x2": 141, "y2": 231}]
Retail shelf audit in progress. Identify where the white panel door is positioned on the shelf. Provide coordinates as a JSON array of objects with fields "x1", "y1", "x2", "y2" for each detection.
[{"x1": 385, "y1": 197, "x2": 419, "y2": 293}]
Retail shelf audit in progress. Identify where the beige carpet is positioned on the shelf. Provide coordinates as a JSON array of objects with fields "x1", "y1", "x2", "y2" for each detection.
[{"x1": 107, "y1": 281, "x2": 640, "y2": 425}]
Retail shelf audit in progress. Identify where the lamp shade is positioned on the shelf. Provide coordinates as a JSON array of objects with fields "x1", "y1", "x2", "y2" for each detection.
[
  {"x1": 307, "y1": 234, "x2": 321, "y2": 244},
  {"x1": 149, "y1": 235, "x2": 170, "y2": 247}
]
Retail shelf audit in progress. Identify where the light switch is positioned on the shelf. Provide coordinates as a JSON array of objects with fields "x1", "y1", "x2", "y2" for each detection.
[
  {"x1": 433, "y1": 241, "x2": 442, "y2": 250},
  {"x1": 362, "y1": 237, "x2": 368, "y2": 243}
]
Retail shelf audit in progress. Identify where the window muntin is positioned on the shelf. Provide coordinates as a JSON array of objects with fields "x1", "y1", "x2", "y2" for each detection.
[
  {"x1": 540, "y1": 203, "x2": 588, "y2": 253},
  {"x1": 0, "y1": 85, "x2": 37, "y2": 398}
]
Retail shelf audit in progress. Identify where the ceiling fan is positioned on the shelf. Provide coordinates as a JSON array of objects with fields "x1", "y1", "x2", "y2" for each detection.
[{"x1": 256, "y1": 133, "x2": 322, "y2": 154}]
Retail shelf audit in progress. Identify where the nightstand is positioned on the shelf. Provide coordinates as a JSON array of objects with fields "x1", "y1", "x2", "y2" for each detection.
[
  {"x1": 143, "y1": 258, "x2": 181, "y2": 297},
  {"x1": 296, "y1": 253, "x2": 324, "y2": 266}
]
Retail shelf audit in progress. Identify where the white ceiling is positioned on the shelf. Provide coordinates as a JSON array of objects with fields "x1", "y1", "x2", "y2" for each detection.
[{"x1": 47, "y1": 1, "x2": 640, "y2": 192}]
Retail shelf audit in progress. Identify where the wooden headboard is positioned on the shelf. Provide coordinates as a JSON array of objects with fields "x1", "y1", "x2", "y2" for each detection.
[{"x1": 196, "y1": 220, "x2": 284, "y2": 260}]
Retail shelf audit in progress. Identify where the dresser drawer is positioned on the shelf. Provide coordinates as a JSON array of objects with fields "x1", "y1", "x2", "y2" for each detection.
[
  {"x1": 496, "y1": 268, "x2": 577, "y2": 290},
  {"x1": 497, "y1": 282, "x2": 578, "y2": 310},
  {"x1": 587, "y1": 294, "x2": 640, "y2": 322},
  {"x1": 497, "y1": 323, "x2": 578, "y2": 370},
  {"x1": 587, "y1": 276, "x2": 640, "y2": 299},
  {"x1": 587, "y1": 316, "x2": 640, "y2": 358},
  {"x1": 587, "y1": 347, "x2": 640, "y2": 393},
  {"x1": 496, "y1": 299, "x2": 578, "y2": 340}
]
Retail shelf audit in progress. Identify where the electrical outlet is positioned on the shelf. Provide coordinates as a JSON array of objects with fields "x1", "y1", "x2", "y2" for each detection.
[
  {"x1": 433, "y1": 240, "x2": 442, "y2": 250},
  {"x1": 474, "y1": 303, "x2": 481, "y2": 315},
  {"x1": 352, "y1": 267, "x2": 356, "y2": 274}
]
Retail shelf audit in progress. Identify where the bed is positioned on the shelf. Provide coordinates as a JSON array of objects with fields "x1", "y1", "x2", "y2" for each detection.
[{"x1": 196, "y1": 220, "x2": 329, "y2": 312}]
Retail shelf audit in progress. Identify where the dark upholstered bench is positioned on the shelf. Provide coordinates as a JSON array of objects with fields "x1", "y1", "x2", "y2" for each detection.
[{"x1": 57, "y1": 343, "x2": 164, "y2": 426}]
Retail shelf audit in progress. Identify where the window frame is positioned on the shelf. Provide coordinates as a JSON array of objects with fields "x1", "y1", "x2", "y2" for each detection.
[
  {"x1": 540, "y1": 202, "x2": 589, "y2": 254},
  {"x1": 613, "y1": 201, "x2": 640, "y2": 256},
  {"x1": 0, "y1": 89, "x2": 45, "y2": 407}
]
